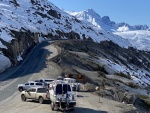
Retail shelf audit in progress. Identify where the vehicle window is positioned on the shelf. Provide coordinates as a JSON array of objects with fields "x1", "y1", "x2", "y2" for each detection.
[
  {"x1": 56, "y1": 84, "x2": 62, "y2": 94},
  {"x1": 57, "y1": 78, "x2": 63, "y2": 80},
  {"x1": 63, "y1": 84, "x2": 71, "y2": 94},
  {"x1": 30, "y1": 83, "x2": 34, "y2": 85},
  {"x1": 28, "y1": 88, "x2": 36, "y2": 92},
  {"x1": 31, "y1": 89, "x2": 36, "y2": 92},
  {"x1": 68, "y1": 80, "x2": 70, "y2": 83},
  {"x1": 25, "y1": 83, "x2": 29, "y2": 85},
  {"x1": 39, "y1": 80, "x2": 43, "y2": 82},
  {"x1": 37, "y1": 88, "x2": 47, "y2": 93},
  {"x1": 43, "y1": 83, "x2": 48, "y2": 86},
  {"x1": 35, "y1": 80, "x2": 40, "y2": 82},
  {"x1": 45, "y1": 80, "x2": 54, "y2": 82},
  {"x1": 73, "y1": 80, "x2": 75, "y2": 83},
  {"x1": 35, "y1": 83, "x2": 43, "y2": 86}
]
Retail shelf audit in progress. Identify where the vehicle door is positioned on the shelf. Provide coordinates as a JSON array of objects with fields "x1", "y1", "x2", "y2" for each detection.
[
  {"x1": 70, "y1": 80, "x2": 74, "y2": 86},
  {"x1": 26, "y1": 88, "x2": 36, "y2": 99},
  {"x1": 29, "y1": 82, "x2": 34, "y2": 88},
  {"x1": 24, "y1": 83, "x2": 30, "y2": 90}
]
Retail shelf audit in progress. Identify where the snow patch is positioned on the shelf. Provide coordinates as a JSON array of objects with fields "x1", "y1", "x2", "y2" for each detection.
[
  {"x1": 97, "y1": 57, "x2": 150, "y2": 87},
  {"x1": 0, "y1": 30, "x2": 14, "y2": 42},
  {"x1": 117, "y1": 26, "x2": 129, "y2": 32},
  {"x1": 114, "y1": 30, "x2": 150, "y2": 51},
  {"x1": 39, "y1": 36, "x2": 46, "y2": 43},
  {"x1": 17, "y1": 55, "x2": 23, "y2": 61},
  {"x1": 0, "y1": 41, "x2": 7, "y2": 49},
  {"x1": 0, "y1": 53, "x2": 11, "y2": 73}
]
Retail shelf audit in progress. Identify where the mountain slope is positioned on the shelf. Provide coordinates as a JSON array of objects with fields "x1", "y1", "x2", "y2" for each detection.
[
  {"x1": 52, "y1": 40, "x2": 150, "y2": 94},
  {"x1": 0, "y1": 0, "x2": 131, "y2": 72}
]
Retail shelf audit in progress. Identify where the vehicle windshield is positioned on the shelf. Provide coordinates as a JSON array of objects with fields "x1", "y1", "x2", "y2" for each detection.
[
  {"x1": 64, "y1": 79, "x2": 76, "y2": 83},
  {"x1": 55, "y1": 84, "x2": 71, "y2": 94},
  {"x1": 37, "y1": 88, "x2": 47, "y2": 93},
  {"x1": 63, "y1": 84, "x2": 71, "y2": 93}
]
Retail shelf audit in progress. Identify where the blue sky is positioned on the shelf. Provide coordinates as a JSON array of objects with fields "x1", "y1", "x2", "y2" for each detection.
[{"x1": 49, "y1": 0, "x2": 150, "y2": 26}]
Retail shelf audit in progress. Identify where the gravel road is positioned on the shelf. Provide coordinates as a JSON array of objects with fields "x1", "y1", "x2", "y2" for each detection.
[{"x1": 0, "y1": 41, "x2": 137, "y2": 113}]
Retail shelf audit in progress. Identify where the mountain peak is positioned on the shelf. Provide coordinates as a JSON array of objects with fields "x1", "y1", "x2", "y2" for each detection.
[
  {"x1": 102, "y1": 16, "x2": 110, "y2": 22},
  {"x1": 84, "y1": 8, "x2": 98, "y2": 16},
  {"x1": 101, "y1": 16, "x2": 116, "y2": 27},
  {"x1": 85, "y1": 8, "x2": 95, "y2": 12},
  {"x1": 81, "y1": 8, "x2": 101, "y2": 20}
]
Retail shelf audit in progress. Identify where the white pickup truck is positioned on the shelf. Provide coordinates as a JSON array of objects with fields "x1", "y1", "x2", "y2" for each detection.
[
  {"x1": 64, "y1": 78, "x2": 80, "y2": 91},
  {"x1": 49, "y1": 81, "x2": 76, "y2": 111},
  {"x1": 21, "y1": 87, "x2": 49, "y2": 104}
]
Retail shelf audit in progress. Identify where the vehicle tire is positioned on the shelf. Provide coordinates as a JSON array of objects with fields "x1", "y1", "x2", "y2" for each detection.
[
  {"x1": 51, "y1": 102, "x2": 54, "y2": 111},
  {"x1": 39, "y1": 97, "x2": 44, "y2": 104},
  {"x1": 21, "y1": 94, "x2": 26, "y2": 101},
  {"x1": 18, "y1": 87, "x2": 23, "y2": 92}
]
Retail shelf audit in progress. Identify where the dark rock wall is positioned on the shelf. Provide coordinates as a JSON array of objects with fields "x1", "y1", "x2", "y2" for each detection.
[{"x1": 0, "y1": 30, "x2": 39, "y2": 65}]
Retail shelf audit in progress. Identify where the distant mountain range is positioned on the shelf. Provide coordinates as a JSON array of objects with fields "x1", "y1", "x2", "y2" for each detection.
[
  {"x1": 66, "y1": 8, "x2": 150, "y2": 51},
  {"x1": 66, "y1": 8, "x2": 149, "y2": 32}
]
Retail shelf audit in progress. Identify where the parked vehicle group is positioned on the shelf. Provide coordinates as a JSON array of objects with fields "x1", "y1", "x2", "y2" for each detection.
[{"x1": 18, "y1": 77, "x2": 80, "y2": 111}]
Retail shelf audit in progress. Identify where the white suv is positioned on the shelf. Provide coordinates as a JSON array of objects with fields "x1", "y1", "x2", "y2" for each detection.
[
  {"x1": 18, "y1": 81, "x2": 47, "y2": 92},
  {"x1": 63, "y1": 78, "x2": 80, "y2": 91},
  {"x1": 35, "y1": 79, "x2": 55, "y2": 87}
]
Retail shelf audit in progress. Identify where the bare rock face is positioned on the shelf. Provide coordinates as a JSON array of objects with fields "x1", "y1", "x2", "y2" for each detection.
[
  {"x1": 0, "y1": 30, "x2": 39, "y2": 65},
  {"x1": 47, "y1": 9, "x2": 61, "y2": 19}
]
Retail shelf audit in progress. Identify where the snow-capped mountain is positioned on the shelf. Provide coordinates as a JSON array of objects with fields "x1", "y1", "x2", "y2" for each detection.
[
  {"x1": 67, "y1": 9, "x2": 149, "y2": 32},
  {"x1": 66, "y1": 9, "x2": 150, "y2": 51},
  {"x1": 0, "y1": 0, "x2": 132, "y2": 72}
]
